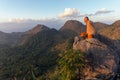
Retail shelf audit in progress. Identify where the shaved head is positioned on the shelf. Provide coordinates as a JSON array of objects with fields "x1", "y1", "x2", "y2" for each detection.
[{"x1": 84, "y1": 16, "x2": 89, "y2": 23}]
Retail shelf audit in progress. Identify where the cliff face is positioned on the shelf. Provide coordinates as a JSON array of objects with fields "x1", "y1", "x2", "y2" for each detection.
[{"x1": 73, "y1": 37, "x2": 119, "y2": 79}]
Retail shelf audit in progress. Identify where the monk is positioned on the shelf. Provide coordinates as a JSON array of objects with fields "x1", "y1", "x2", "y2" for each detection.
[{"x1": 80, "y1": 17, "x2": 96, "y2": 39}]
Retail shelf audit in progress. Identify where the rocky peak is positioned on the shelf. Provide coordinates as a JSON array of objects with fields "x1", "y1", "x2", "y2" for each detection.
[
  {"x1": 17, "y1": 24, "x2": 50, "y2": 46},
  {"x1": 0, "y1": 31, "x2": 5, "y2": 34},
  {"x1": 25, "y1": 24, "x2": 50, "y2": 35},
  {"x1": 112, "y1": 20, "x2": 120, "y2": 26},
  {"x1": 93, "y1": 22, "x2": 109, "y2": 31},
  {"x1": 73, "y1": 36, "x2": 120, "y2": 79},
  {"x1": 99, "y1": 20, "x2": 120, "y2": 40},
  {"x1": 63, "y1": 20, "x2": 84, "y2": 27},
  {"x1": 60, "y1": 20, "x2": 85, "y2": 34},
  {"x1": 59, "y1": 20, "x2": 85, "y2": 38}
]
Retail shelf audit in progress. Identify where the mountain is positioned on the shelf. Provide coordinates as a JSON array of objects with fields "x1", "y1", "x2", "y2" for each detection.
[
  {"x1": 93, "y1": 22, "x2": 109, "y2": 31},
  {"x1": 0, "y1": 19, "x2": 120, "y2": 80},
  {"x1": 0, "y1": 20, "x2": 111, "y2": 47},
  {"x1": 0, "y1": 31, "x2": 22, "y2": 48},
  {"x1": 99, "y1": 20, "x2": 120, "y2": 40},
  {"x1": 25, "y1": 24, "x2": 50, "y2": 35},
  {"x1": 99, "y1": 20, "x2": 120, "y2": 56},
  {"x1": 59, "y1": 20, "x2": 110, "y2": 38},
  {"x1": 0, "y1": 24, "x2": 50, "y2": 47},
  {"x1": 16, "y1": 24, "x2": 50, "y2": 46},
  {"x1": 59, "y1": 20, "x2": 85, "y2": 38},
  {"x1": 0, "y1": 25, "x2": 72, "y2": 80}
]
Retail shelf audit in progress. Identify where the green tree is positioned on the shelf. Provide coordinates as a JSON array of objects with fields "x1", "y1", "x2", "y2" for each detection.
[{"x1": 58, "y1": 49, "x2": 85, "y2": 80}]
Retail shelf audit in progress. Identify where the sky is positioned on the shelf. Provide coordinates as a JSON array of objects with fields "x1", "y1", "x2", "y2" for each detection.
[{"x1": 0, "y1": 0, "x2": 120, "y2": 33}]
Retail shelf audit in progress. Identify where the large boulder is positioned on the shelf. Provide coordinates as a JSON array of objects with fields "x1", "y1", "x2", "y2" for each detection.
[{"x1": 73, "y1": 37, "x2": 118, "y2": 79}]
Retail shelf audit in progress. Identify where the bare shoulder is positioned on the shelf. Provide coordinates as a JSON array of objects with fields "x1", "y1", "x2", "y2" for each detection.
[
  {"x1": 87, "y1": 20, "x2": 93, "y2": 24},
  {"x1": 89, "y1": 20, "x2": 93, "y2": 23}
]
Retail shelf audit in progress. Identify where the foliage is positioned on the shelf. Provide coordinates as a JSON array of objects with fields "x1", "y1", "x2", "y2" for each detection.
[
  {"x1": 58, "y1": 49, "x2": 85, "y2": 80},
  {"x1": 0, "y1": 29, "x2": 62, "y2": 80},
  {"x1": 0, "y1": 28, "x2": 82, "y2": 80}
]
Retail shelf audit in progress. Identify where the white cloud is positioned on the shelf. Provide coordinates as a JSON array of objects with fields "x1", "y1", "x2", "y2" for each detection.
[
  {"x1": 58, "y1": 8, "x2": 80, "y2": 18},
  {"x1": 0, "y1": 8, "x2": 115, "y2": 33},
  {"x1": 57, "y1": 8, "x2": 114, "y2": 19},
  {"x1": 8, "y1": 18, "x2": 38, "y2": 23},
  {"x1": 0, "y1": 18, "x2": 64, "y2": 33},
  {"x1": 81, "y1": 8, "x2": 114, "y2": 17},
  {"x1": 95, "y1": 8, "x2": 114, "y2": 15}
]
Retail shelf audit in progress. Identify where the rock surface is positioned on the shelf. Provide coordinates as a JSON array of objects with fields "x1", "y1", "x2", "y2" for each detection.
[{"x1": 73, "y1": 36, "x2": 118, "y2": 79}]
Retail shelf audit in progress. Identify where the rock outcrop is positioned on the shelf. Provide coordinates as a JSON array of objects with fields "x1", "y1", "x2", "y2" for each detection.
[{"x1": 73, "y1": 36, "x2": 119, "y2": 79}]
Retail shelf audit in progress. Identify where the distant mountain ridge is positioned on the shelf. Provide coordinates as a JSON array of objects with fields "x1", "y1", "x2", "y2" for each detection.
[
  {"x1": 25, "y1": 24, "x2": 50, "y2": 35},
  {"x1": 99, "y1": 20, "x2": 120, "y2": 40},
  {"x1": 0, "y1": 20, "x2": 119, "y2": 47},
  {"x1": 0, "y1": 19, "x2": 120, "y2": 80},
  {"x1": 0, "y1": 31, "x2": 22, "y2": 47},
  {"x1": 59, "y1": 20, "x2": 85, "y2": 37},
  {"x1": 93, "y1": 22, "x2": 109, "y2": 31},
  {"x1": 60, "y1": 20, "x2": 85, "y2": 33},
  {"x1": 17, "y1": 24, "x2": 50, "y2": 46}
]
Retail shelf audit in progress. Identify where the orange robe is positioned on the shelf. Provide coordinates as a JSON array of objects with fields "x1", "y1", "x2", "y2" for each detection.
[{"x1": 86, "y1": 21, "x2": 96, "y2": 38}]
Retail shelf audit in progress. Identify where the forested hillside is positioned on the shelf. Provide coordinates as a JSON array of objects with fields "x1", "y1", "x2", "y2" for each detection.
[{"x1": 0, "y1": 20, "x2": 120, "y2": 80}]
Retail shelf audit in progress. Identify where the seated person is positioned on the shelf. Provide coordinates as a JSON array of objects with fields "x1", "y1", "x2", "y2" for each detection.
[{"x1": 80, "y1": 17, "x2": 96, "y2": 39}]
